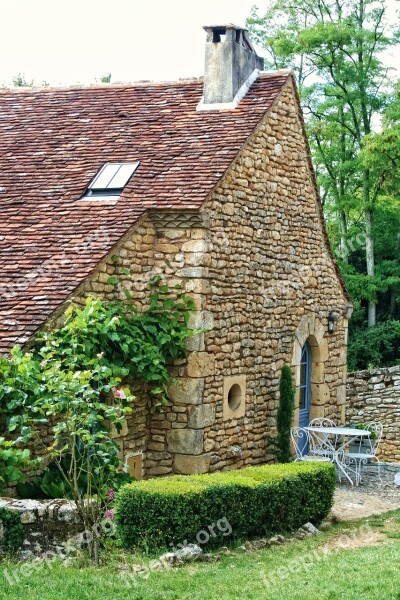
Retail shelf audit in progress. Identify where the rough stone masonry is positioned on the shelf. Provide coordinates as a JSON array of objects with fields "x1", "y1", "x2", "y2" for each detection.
[{"x1": 346, "y1": 365, "x2": 400, "y2": 462}]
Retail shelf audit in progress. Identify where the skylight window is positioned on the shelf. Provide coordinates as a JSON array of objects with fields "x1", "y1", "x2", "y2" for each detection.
[{"x1": 82, "y1": 162, "x2": 139, "y2": 200}]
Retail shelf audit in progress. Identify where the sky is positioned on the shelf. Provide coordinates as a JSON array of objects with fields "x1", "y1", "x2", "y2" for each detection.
[
  {"x1": 0, "y1": 0, "x2": 398, "y2": 87},
  {"x1": 0, "y1": 0, "x2": 268, "y2": 86}
]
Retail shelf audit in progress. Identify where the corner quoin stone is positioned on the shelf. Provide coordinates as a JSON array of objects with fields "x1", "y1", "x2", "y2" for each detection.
[
  {"x1": 188, "y1": 404, "x2": 216, "y2": 429},
  {"x1": 188, "y1": 310, "x2": 214, "y2": 331},
  {"x1": 187, "y1": 352, "x2": 215, "y2": 377},
  {"x1": 173, "y1": 453, "x2": 212, "y2": 474},
  {"x1": 167, "y1": 429, "x2": 204, "y2": 455},
  {"x1": 167, "y1": 378, "x2": 204, "y2": 405}
]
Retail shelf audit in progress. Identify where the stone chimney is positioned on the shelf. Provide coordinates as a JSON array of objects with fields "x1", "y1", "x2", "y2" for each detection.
[{"x1": 199, "y1": 24, "x2": 264, "y2": 109}]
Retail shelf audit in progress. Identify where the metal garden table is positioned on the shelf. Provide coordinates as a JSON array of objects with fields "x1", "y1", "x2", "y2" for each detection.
[{"x1": 304, "y1": 426, "x2": 371, "y2": 486}]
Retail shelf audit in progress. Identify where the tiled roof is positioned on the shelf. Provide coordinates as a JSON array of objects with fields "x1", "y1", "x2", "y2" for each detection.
[{"x1": 0, "y1": 73, "x2": 290, "y2": 354}]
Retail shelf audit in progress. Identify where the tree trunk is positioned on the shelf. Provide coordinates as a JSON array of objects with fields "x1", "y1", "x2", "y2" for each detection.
[
  {"x1": 364, "y1": 205, "x2": 376, "y2": 326},
  {"x1": 338, "y1": 210, "x2": 348, "y2": 263},
  {"x1": 390, "y1": 288, "x2": 397, "y2": 319}
]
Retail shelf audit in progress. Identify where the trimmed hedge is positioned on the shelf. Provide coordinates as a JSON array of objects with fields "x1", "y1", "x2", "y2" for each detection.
[{"x1": 115, "y1": 462, "x2": 335, "y2": 551}]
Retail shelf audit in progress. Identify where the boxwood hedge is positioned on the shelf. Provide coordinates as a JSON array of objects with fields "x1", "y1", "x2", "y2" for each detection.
[{"x1": 115, "y1": 462, "x2": 335, "y2": 551}]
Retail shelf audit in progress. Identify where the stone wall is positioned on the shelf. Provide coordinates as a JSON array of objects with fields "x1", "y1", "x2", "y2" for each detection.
[
  {"x1": 0, "y1": 498, "x2": 82, "y2": 557},
  {"x1": 74, "y1": 211, "x2": 212, "y2": 478},
  {"x1": 346, "y1": 365, "x2": 400, "y2": 462}
]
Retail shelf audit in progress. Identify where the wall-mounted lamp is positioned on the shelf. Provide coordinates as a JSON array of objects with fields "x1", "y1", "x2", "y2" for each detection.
[{"x1": 327, "y1": 310, "x2": 339, "y2": 334}]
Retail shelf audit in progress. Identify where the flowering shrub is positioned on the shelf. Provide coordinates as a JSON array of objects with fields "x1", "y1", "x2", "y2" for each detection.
[{"x1": 0, "y1": 278, "x2": 195, "y2": 559}]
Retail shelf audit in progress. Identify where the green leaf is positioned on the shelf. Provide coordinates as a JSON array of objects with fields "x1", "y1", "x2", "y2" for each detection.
[{"x1": 107, "y1": 276, "x2": 119, "y2": 286}]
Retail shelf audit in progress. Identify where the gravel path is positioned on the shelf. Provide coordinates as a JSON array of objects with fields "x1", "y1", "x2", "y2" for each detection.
[{"x1": 332, "y1": 463, "x2": 400, "y2": 521}]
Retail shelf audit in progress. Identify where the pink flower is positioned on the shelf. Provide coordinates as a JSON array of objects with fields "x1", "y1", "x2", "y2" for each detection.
[
  {"x1": 107, "y1": 488, "x2": 115, "y2": 501},
  {"x1": 112, "y1": 387, "x2": 126, "y2": 400},
  {"x1": 104, "y1": 509, "x2": 114, "y2": 519}
]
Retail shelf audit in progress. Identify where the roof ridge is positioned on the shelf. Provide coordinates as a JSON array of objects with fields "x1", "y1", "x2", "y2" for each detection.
[
  {"x1": 0, "y1": 71, "x2": 291, "y2": 95},
  {"x1": 0, "y1": 77, "x2": 205, "y2": 95},
  {"x1": 258, "y1": 69, "x2": 293, "y2": 78}
]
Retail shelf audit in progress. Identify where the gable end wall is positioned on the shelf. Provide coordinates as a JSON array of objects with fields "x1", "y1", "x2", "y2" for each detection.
[{"x1": 196, "y1": 78, "x2": 349, "y2": 471}]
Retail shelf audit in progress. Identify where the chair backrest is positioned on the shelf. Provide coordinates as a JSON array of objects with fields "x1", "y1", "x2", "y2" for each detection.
[
  {"x1": 365, "y1": 421, "x2": 383, "y2": 455},
  {"x1": 291, "y1": 427, "x2": 310, "y2": 460},
  {"x1": 309, "y1": 418, "x2": 336, "y2": 428},
  {"x1": 349, "y1": 422, "x2": 383, "y2": 456}
]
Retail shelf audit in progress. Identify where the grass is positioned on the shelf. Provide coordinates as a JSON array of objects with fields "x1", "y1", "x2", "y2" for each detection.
[{"x1": 1, "y1": 511, "x2": 400, "y2": 600}]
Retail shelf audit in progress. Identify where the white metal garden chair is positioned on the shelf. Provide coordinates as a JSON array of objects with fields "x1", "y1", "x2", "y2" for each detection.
[
  {"x1": 291, "y1": 427, "x2": 331, "y2": 463},
  {"x1": 309, "y1": 418, "x2": 337, "y2": 428},
  {"x1": 308, "y1": 418, "x2": 338, "y2": 460},
  {"x1": 343, "y1": 422, "x2": 383, "y2": 485}
]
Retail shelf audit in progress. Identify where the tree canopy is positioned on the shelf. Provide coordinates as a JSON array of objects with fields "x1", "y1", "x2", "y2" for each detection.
[{"x1": 248, "y1": 0, "x2": 400, "y2": 369}]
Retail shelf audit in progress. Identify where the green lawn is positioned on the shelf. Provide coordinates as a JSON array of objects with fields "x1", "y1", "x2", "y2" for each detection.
[{"x1": 1, "y1": 512, "x2": 400, "y2": 600}]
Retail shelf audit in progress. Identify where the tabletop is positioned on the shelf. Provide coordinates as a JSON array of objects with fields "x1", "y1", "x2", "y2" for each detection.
[{"x1": 305, "y1": 426, "x2": 371, "y2": 437}]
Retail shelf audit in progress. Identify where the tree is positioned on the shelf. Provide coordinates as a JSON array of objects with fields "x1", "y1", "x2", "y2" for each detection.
[
  {"x1": 248, "y1": 0, "x2": 400, "y2": 327},
  {"x1": 276, "y1": 366, "x2": 295, "y2": 463}
]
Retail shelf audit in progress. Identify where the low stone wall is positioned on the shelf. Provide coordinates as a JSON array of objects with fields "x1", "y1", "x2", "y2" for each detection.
[
  {"x1": 346, "y1": 365, "x2": 400, "y2": 462},
  {"x1": 0, "y1": 498, "x2": 82, "y2": 558}
]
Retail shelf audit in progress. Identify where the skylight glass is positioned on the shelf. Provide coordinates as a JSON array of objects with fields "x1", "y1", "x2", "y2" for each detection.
[
  {"x1": 89, "y1": 162, "x2": 139, "y2": 191},
  {"x1": 80, "y1": 161, "x2": 139, "y2": 200}
]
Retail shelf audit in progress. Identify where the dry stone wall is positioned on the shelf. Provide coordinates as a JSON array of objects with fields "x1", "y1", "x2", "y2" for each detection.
[
  {"x1": 346, "y1": 366, "x2": 400, "y2": 462},
  {"x1": 0, "y1": 498, "x2": 82, "y2": 557}
]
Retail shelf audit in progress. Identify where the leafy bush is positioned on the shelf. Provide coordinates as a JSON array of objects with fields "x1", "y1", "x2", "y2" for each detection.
[
  {"x1": 0, "y1": 508, "x2": 24, "y2": 556},
  {"x1": 16, "y1": 457, "x2": 133, "y2": 500},
  {"x1": 115, "y1": 462, "x2": 335, "y2": 551},
  {"x1": 347, "y1": 320, "x2": 400, "y2": 371},
  {"x1": 0, "y1": 438, "x2": 31, "y2": 496}
]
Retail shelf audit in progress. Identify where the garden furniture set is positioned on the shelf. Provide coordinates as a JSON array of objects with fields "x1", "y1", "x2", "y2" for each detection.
[{"x1": 291, "y1": 419, "x2": 383, "y2": 486}]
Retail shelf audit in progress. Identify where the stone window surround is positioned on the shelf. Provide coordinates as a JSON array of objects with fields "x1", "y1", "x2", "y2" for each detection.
[{"x1": 223, "y1": 375, "x2": 247, "y2": 421}]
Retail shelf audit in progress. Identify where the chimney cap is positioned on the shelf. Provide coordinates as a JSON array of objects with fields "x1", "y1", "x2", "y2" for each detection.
[
  {"x1": 203, "y1": 23, "x2": 246, "y2": 32},
  {"x1": 203, "y1": 24, "x2": 256, "y2": 51}
]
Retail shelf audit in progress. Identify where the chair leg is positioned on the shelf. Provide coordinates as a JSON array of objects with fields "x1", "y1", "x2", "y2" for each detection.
[
  {"x1": 375, "y1": 458, "x2": 382, "y2": 482},
  {"x1": 357, "y1": 460, "x2": 362, "y2": 486}
]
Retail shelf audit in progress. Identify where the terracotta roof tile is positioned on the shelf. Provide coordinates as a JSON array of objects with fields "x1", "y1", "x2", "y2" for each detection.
[{"x1": 0, "y1": 73, "x2": 290, "y2": 354}]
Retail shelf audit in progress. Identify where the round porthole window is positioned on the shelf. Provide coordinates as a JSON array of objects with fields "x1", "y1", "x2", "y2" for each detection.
[{"x1": 228, "y1": 383, "x2": 242, "y2": 411}]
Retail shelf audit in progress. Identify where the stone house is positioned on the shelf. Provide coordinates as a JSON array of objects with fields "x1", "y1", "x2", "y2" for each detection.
[{"x1": 0, "y1": 25, "x2": 351, "y2": 478}]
